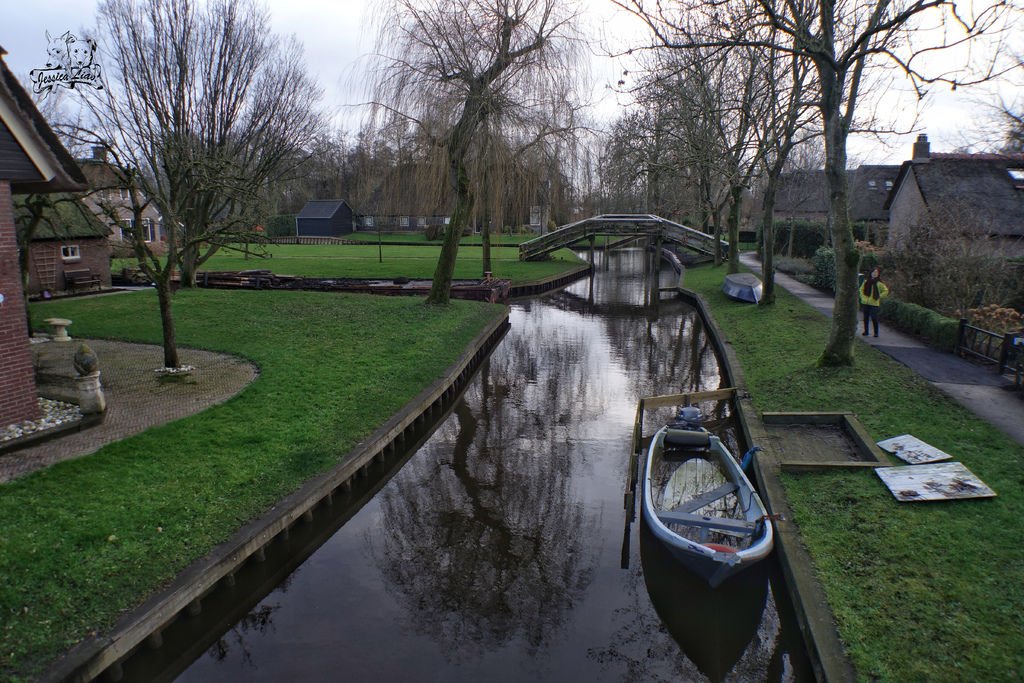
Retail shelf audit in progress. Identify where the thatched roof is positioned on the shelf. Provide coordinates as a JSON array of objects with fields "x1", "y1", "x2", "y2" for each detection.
[
  {"x1": 886, "y1": 153, "x2": 1024, "y2": 237},
  {"x1": 0, "y1": 45, "x2": 86, "y2": 194}
]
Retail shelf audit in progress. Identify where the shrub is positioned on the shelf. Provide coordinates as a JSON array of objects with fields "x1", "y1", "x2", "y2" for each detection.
[
  {"x1": 264, "y1": 214, "x2": 295, "y2": 237},
  {"x1": 774, "y1": 256, "x2": 814, "y2": 278},
  {"x1": 967, "y1": 304, "x2": 1023, "y2": 335},
  {"x1": 771, "y1": 219, "x2": 827, "y2": 259},
  {"x1": 811, "y1": 246, "x2": 836, "y2": 291},
  {"x1": 880, "y1": 298, "x2": 960, "y2": 351}
]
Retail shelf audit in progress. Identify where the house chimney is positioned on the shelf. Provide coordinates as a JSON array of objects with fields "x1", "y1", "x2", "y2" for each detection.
[
  {"x1": 91, "y1": 145, "x2": 107, "y2": 162},
  {"x1": 912, "y1": 134, "x2": 930, "y2": 162}
]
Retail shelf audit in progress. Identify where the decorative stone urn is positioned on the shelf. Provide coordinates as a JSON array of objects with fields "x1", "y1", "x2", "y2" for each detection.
[{"x1": 73, "y1": 344, "x2": 106, "y2": 415}]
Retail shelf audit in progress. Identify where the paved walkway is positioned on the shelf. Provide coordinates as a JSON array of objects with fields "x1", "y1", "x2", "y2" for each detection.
[
  {"x1": 0, "y1": 339, "x2": 258, "y2": 483},
  {"x1": 739, "y1": 252, "x2": 1024, "y2": 447}
]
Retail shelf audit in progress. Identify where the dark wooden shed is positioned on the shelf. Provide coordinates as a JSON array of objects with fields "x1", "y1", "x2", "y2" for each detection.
[{"x1": 295, "y1": 199, "x2": 356, "y2": 237}]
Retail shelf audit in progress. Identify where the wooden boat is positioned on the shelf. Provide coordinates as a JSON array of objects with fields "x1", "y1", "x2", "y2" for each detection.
[
  {"x1": 722, "y1": 272, "x2": 763, "y2": 303},
  {"x1": 641, "y1": 409, "x2": 774, "y2": 587}
]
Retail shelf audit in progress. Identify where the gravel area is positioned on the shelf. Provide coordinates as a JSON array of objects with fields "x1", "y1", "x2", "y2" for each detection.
[
  {"x1": 0, "y1": 398, "x2": 83, "y2": 443},
  {"x1": 0, "y1": 339, "x2": 258, "y2": 483}
]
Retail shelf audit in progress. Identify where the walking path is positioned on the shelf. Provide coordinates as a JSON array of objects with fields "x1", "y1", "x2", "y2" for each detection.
[
  {"x1": 0, "y1": 339, "x2": 258, "y2": 483},
  {"x1": 740, "y1": 252, "x2": 1024, "y2": 447}
]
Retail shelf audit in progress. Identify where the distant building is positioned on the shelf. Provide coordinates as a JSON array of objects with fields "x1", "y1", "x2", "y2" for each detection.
[
  {"x1": 295, "y1": 199, "x2": 356, "y2": 237},
  {"x1": 19, "y1": 197, "x2": 111, "y2": 295},
  {"x1": 885, "y1": 134, "x2": 1024, "y2": 253},
  {"x1": 771, "y1": 165, "x2": 900, "y2": 227},
  {"x1": 77, "y1": 146, "x2": 166, "y2": 249},
  {"x1": 0, "y1": 45, "x2": 87, "y2": 426}
]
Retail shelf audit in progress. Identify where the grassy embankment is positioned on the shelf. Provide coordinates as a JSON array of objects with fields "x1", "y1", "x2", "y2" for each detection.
[
  {"x1": 1, "y1": 289, "x2": 506, "y2": 680},
  {"x1": 342, "y1": 231, "x2": 532, "y2": 246},
  {"x1": 115, "y1": 243, "x2": 585, "y2": 282},
  {"x1": 684, "y1": 264, "x2": 1024, "y2": 682}
]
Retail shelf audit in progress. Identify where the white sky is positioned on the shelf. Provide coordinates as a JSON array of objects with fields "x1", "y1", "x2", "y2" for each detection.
[{"x1": 1, "y1": 0, "x2": 1018, "y2": 167}]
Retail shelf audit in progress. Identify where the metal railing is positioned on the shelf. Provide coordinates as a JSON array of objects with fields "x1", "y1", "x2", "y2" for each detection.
[{"x1": 956, "y1": 318, "x2": 1022, "y2": 385}]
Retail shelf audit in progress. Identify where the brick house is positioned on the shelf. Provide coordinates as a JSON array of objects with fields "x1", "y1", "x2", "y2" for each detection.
[
  {"x1": 20, "y1": 197, "x2": 111, "y2": 295},
  {"x1": 0, "y1": 46, "x2": 87, "y2": 425},
  {"x1": 77, "y1": 146, "x2": 166, "y2": 249}
]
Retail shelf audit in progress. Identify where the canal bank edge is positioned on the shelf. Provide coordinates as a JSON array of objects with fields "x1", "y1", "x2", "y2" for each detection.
[
  {"x1": 678, "y1": 288, "x2": 856, "y2": 683},
  {"x1": 41, "y1": 309, "x2": 512, "y2": 683},
  {"x1": 508, "y1": 263, "x2": 592, "y2": 298}
]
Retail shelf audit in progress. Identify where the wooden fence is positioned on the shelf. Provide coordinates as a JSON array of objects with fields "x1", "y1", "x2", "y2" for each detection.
[{"x1": 956, "y1": 318, "x2": 1023, "y2": 388}]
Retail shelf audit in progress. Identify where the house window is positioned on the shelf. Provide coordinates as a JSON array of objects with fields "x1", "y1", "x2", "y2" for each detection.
[
  {"x1": 119, "y1": 187, "x2": 131, "y2": 201},
  {"x1": 119, "y1": 218, "x2": 134, "y2": 241},
  {"x1": 60, "y1": 245, "x2": 81, "y2": 262},
  {"x1": 400, "y1": 215, "x2": 410, "y2": 227},
  {"x1": 885, "y1": 180, "x2": 893, "y2": 190},
  {"x1": 1008, "y1": 169, "x2": 1024, "y2": 183},
  {"x1": 363, "y1": 216, "x2": 374, "y2": 227},
  {"x1": 868, "y1": 180, "x2": 877, "y2": 189},
  {"x1": 119, "y1": 218, "x2": 156, "y2": 242}
]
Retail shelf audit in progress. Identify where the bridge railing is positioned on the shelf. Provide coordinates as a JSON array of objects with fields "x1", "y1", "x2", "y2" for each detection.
[{"x1": 518, "y1": 214, "x2": 727, "y2": 261}]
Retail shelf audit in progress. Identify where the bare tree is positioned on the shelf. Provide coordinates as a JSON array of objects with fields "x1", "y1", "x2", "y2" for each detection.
[
  {"x1": 368, "y1": 0, "x2": 586, "y2": 304},
  {"x1": 751, "y1": 36, "x2": 818, "y2": 304},
  {"x1": 623, "y1": 0, "x2": 1016, "y2": 365},
  {"x1": 78, "y1": 0, "x2": 323, "y2": 367}
]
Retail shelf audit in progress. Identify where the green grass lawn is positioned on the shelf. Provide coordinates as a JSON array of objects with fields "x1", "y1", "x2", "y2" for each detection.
[
  {"x1": 113, "y1": 243, "x2": 584, "y2": 283},
  {"x1": 684, "y1": 264, "x2": 1024, "y2": 682},
  {"x1": 1, "y1": 290, "x2": 505, "y2": 680},
  {"x1": 343, "y1": 231, "x2": 533, "y2": 246}
]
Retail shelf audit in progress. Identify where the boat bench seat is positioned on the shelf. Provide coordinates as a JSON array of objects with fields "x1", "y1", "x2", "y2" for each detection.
[
  {"x1": 663, "y1": 429, "x2": 711, "y2": 450},
  {"x1": 671, "y1": 482, "x2": 738, "y2": 514},
  {"x1": 657, "y1": 510, "x2": 756, "y2": 536}
]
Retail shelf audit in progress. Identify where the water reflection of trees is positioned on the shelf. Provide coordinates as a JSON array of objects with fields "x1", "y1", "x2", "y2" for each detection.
[
  {"x1": 370, "y1": 246, "x2": 748, "y2": 664},
  {"x1": 370, "y1": 352, "x2": 597, "y2": 660}
]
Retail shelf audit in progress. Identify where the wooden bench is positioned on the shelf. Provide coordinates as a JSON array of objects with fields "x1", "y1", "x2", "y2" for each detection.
[{"x1": 64, "y1": 268, "x2": 101, "y2": 291}]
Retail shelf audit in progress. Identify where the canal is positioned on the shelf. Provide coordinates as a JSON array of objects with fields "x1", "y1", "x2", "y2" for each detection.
[{"x1": 131, "y1": 247, "x2": 812, "y2": 682}]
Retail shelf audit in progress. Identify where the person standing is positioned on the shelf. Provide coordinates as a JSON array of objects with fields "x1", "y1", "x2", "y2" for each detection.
[{"x1": 859, "y1": 266, "x2": 889, "y2": 337}]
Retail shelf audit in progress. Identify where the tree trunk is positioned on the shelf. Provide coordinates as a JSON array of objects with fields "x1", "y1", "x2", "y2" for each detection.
[
  {"x1": 759, "y1": 174, "x2": 780, "y2": 305},
  {"x1": 818, "y1": 74, "x2": 860, "y2": 367},
  {"x1": 179, "y1": 242, "x2": 199, "y2": 288},
  {"x1": 482, "y1": 218, "x2": 492, "y2": 276},
  {"x1": 427, "y1": 156, "x2": 474, "y2": 305},
  {"x1": 727, "y1": 184, "x2": 743, "y2": 274},
  {"x1": 155, "y1": 277, "x2": 180, "y2": 369},
  {"x1": 712, "y1": 207, "x2": 724, "y2": 267}
]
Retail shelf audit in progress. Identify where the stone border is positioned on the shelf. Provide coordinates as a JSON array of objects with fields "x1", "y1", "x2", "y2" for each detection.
[
  {"x1": 41, "y1": 312, "x2": 511, "y2": 683},
  {"x1": 678, "y1": 288, "x2": 857, "y2": 683},
  {"x1": 0, "y1": 412, "x2": 103, "y2": 455},
  {"x1": 508, "y1": 264, "x2": 592, "y2": 298}
]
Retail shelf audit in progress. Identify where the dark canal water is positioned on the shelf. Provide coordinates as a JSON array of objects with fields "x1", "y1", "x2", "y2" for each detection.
[{"x1": 152, "y1": 247, "x2": 811, "y2": 682}]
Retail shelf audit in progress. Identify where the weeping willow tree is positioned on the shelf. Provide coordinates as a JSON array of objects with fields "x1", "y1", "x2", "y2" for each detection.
[{"x1": 367, "y1": 0, "x2": 588, "y2": 304}]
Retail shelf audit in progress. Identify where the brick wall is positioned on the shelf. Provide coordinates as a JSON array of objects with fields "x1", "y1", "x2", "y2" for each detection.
[
  {"x1": 25, "y1": 238, "x2": 111, "y2": 294},
  {"x1": 0, "y1": 180, "x2": 40, "y2": 425}
]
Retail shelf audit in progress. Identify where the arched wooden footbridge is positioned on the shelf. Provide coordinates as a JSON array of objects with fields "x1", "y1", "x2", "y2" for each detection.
[{"x1": 518, "y1": 214, "x2": 728, "y2": 261}]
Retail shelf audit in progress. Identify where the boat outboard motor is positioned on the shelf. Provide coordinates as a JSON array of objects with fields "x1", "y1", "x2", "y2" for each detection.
[{"x1": 671, "y1": 406, "x2": 704, "y2": 431}]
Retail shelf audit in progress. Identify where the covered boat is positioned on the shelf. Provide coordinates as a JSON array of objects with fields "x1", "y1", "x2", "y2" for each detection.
[
  {"x1": 641, "y1": 408, "x2": 774, "y2": 587},
  {"x1": 722, "y1": 272, "x2": 763, "y2": 303}
]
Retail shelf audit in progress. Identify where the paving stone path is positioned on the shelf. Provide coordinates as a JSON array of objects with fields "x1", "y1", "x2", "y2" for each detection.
[{"x1": 0, "y1": 339, "x2": 258, "y2": 483}]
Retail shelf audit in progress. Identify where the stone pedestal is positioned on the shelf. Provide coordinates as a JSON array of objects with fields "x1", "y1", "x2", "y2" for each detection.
[
  {"x1": 45, "y1": 317, "x2": 72, "y2": 342},
  {"x1": 75, "y1": 371, "x2": 106, "y2": 414}
]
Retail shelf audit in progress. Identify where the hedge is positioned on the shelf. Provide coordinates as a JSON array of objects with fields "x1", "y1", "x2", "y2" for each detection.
[{"x1": 880, "y1": 298, "x2": 960, "y2": 351}]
